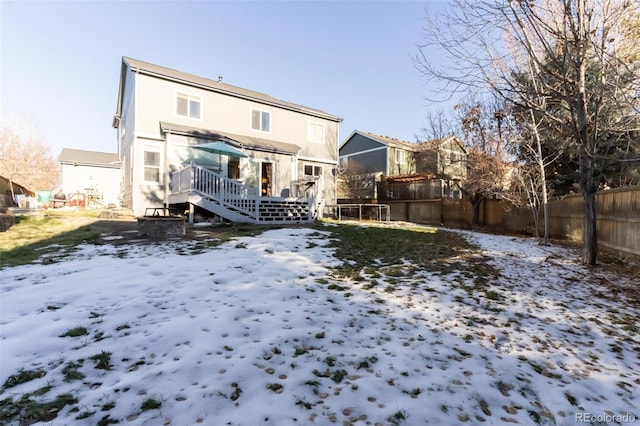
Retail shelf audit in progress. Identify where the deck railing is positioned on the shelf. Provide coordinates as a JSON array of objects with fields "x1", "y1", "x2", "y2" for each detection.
[
  {"x1": 170, "y1": 164, "x2": 260, "y2": 219},
  {"x1": 170, "y1": 164, "x2": 323, "y2": 221},
  {"x1": 291, "y1": 175, "x2": 323, "y2": 216}
]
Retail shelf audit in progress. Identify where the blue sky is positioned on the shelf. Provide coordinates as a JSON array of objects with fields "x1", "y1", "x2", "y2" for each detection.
[{"x1": 1, "y1": 0, "x2": 450, "y2": 158}]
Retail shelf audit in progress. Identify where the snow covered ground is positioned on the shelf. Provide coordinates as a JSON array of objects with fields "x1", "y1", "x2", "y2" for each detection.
[{"x1": 1, "y1": 224, "x2": 638, "y2": 425}]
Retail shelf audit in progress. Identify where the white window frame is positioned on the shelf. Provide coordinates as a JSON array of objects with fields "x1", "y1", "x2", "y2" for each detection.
[
  {"x1": 143, "y1": 149, "x2": 161, "y2": 183},
  {"x1": 307, "y1": 121, "x2": 325, "y2": 144},
  {"x1": 176, "y1": 91, "x2": 202, "y2": 120},
  {"x1": 395, "y1": 148, "x2": 406, "y2": 165},
  {"x1": 303, "y1": 163, "x2": 323, "y2": 177},
  {"x1": 250, "y1": 108, "x2": 271, "y2": 133}
]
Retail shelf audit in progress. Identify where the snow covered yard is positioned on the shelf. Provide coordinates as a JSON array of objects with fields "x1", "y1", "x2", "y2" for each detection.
[{"x1": 0, "y1": 223, "x2": 638, "y2": 426}]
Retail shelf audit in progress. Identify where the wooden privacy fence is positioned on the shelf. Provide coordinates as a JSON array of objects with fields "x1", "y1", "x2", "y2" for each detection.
[{"x1": 385, "y1": 186, "x2": 640, "y2": 260}]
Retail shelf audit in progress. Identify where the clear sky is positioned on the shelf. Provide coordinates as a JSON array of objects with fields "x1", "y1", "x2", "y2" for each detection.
[{"x1": 1, "y1": 0, "x2": 450, "y2": 158}]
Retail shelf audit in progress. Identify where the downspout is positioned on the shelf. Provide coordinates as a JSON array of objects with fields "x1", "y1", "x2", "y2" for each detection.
[{"x1": 164, "y1": 130, "x2": 171, "y2": 209}]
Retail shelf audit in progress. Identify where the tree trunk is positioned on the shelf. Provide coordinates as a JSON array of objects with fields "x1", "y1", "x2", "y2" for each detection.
[
  {"x1": 536, "y1": 150, "x2": 549, "y2": 245},
  {"x1": 575, "y1": 10, "x2": 598, "y2": 266},
  {"x1": 528, "y1": 90, "x2": 550, "y2": 245},
  {"x1": 471, "y1": 196, "x2": 482, "y2": 225},
  {"x1": 579, "y1": 147, "x2": 599, "y2": 265},
  {"x1": 579, "y1": 143, "x2": 598, "y2": 266},
  {"x1": 582, "y1": 187, "x2": 598, "y2": 266},
  {"x1": 8, "y1": 178, "x2": 16, "y2": 207},
  {"x1": 530, "y1": 204, "x2": 540, "y2": 240},
  {"x1": 542, "y1": 201, "x2": 550, "y2": 245}
]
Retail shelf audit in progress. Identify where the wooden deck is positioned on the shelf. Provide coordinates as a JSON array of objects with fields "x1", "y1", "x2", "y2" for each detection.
[{"x1": 168, "y1": 164, "x2": 321, "y2": 224}]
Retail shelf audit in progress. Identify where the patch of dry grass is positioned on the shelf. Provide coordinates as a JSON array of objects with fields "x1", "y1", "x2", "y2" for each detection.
[{"x1": 0, "y1": 213, "x2": 102, "y2": 268}]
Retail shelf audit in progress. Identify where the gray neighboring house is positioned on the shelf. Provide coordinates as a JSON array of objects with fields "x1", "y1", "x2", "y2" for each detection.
[
  {"x1": 339, "y1": 131, "x2": 420, "y2": 176},
  {"x1": 58, "y1": 149, "x2": 121, "y2": 206},
  {"x1": 338, "y1": 130, "x2": 467, "y2": 200},
  {"x1": 112, "y1": 57, "x2": 342, "y2": 222}
]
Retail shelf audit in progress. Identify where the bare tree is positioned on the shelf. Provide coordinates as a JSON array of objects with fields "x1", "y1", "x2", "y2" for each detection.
[
  {"x1": 453, "y1": 99, "x2": 512, "y2": 225},
  {"x1": 0, "y1": 114, "x2": 61, "y2": 203},
  {"x1": 415, "y1": 0, "x2": 640, "y2": 265},
  {"x1": 420, "y1": 109, "x2": 456, "y2": 141},
  {"x1": 508, "y1": 99, "x2": 566, "y2": 245},
  {"x1": 337, "y1": 161, "x2": 378, "y2": 201}
]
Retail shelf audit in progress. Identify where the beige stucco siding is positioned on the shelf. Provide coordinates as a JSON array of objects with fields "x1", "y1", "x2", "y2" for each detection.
[
  {"x1": 387, "y1": 146, "x2": 416, "y2": 176},
  {"x1": 130, "y1": 137, "x2": 165, "y2": 216},
  {"x1": 439, "y1": 139, "x2": 467, "y2": 179},
  {"x1": 297, "y1": 119, "x2": 338, "y2": 162},
  {"x1": 134, "y1": 74, "x2": 338, "y2": 160}
]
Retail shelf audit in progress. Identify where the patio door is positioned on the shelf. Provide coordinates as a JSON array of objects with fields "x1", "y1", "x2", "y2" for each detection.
[
  {"x1": 261, "y1": 162, "x2": 272, "y2": 197},
  {"x1": 228, "y1": 157, "x2": 240, "y2": 179}
]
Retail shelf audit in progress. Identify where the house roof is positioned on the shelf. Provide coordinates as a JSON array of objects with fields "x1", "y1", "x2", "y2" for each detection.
[
  {"x1": 340, "y1": 130, "x2": 419, "y2": 151},
  {"x1": 360, "y1": 131, "x2": 420, "y2": 150},
  {"x1": 159, "y1": 122, "x2": 302, "y2": 155},
  {"x1": 421, "y1": 135, "x2": 468, "y2": 154},
  {"x1": 341, "y1": 130, "x2": 466, "y2": 153},
  {"x1": 58, "y1": 149, "x2": 120, "y2": 168},
  {"x1": 0, "y1": 175, "x2": 35, "y2": 195},
  {"x1": 114, "y1": 57, "x2": 342, "y2": 127}
]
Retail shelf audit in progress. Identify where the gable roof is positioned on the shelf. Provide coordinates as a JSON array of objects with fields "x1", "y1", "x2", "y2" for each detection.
[
  {"x1": 360, "y1": 131, "x2": 419, "y2": 150},
  {"x1": 58, "y1": 149, "x2": 120, "y2": 168},
  {"x1": 340, "y1": 130, "x2": 419, "y2": 151},
  {"x1": 114, "y1": 57, "x2": 342, "y2": 127},
  {"x1": 421, "y1": 135, "x2": 467, "y2": 153},
  {"x1": 341, "y1": 130, "x2": 466, "y2": 153}
]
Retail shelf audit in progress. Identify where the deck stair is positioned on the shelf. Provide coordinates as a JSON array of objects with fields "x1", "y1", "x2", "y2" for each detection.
[{"x1": 257, "y1": 199, "x2": 310, "y2": 222}]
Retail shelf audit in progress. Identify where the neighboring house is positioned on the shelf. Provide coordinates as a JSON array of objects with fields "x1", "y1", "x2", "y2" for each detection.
[
  {"x1": 58, "y1": 149, "x2": 121, "y2": 207},
  {"x1": 0, "y1": 176, "x2": 34, "y2": 208},
  {"x1": 112, "y1": 57, "x2": 342, "y2": 222},
  {"x1": 339, "y1": 131, "x2": 418, "y2": 177},
  {"x1": 338, "y1": 130, "x2": 467, "y2": 200}
]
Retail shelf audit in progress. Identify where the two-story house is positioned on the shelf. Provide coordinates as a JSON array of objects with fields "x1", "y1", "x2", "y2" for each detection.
[
  {"x1": 112, "y1": 57, "x2": 342, "y2": 222},
  {"x1": 338, "y1": 130, "x2": 467, "y2": 200}
]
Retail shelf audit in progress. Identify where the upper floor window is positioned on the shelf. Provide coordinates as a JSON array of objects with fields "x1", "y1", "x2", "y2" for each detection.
[
  {"x1": 143, "y1": 150, "x2": 160, "y2": 182},
  {"x1": 395, "y1": 148, "x2": 406, "y2": 165},
  {"x1": 304, "y1": 164, "x2": 323, "y2": 177},
  {"x1": 251, "y1": 109, "x2": 270, "y2": 132},
  {"x1": 176, "y1": 92, "x2": 201, "y2": 119},
  {"x1": 308, "y1": 121, "x2": 325, "y2": 143}
]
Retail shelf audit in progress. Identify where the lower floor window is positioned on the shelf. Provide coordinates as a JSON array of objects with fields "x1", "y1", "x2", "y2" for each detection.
[
  {"x1": 304, "y1": 164, "x2": 322, "y2": 177},
  {"x1": 144, "y1": 151, "x2": 160, "y2": 182}
]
